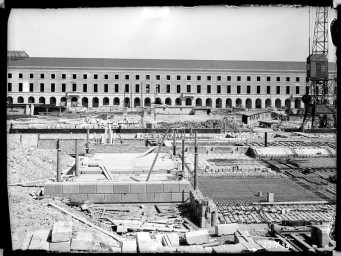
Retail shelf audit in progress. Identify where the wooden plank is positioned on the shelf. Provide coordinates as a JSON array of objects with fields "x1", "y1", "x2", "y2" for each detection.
[
  {"x1": 183, "y1": 217, "x2": 199, "y2": 230},
  {"x1": 138, "y1": 146, "x2": 157, "y2": 158}
]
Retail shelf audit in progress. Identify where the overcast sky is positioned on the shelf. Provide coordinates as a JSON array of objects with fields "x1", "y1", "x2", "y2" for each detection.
[{"x1": 7, "y1": 6, "x2": 337, "y2": 62}]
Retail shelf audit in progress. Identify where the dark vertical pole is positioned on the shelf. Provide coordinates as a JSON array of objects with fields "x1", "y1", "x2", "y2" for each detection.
[
  {"x1": 57, "y1": 149, "x2": 61, "y2": 182},
  {"x1": 10, "y1": 123, "x2": 13, "y2": 134},
  {"x1": 173, "y1": 130, "x2": 176, "y2": 156},
  {"x1": 57, "y1": 139, "x2": 60, "y2": 150},
  {"x1": 86, "y1": 129, "x2": 90, "y2": 154},
  {"x1": 75, "y1": 139, "x2": 80, "y2": 176},
  {"x1": 223, "y1": 122, "x2": 226, "y2": 134},
  {"x1": 194, "y1": 132, "x2": 198, "y2": 190},
  {"x1": 265, "y1": 132, "x2": 268, "y2": 147},
  {"x1": 182, "y1": 133, "x2": 185, "y2": 172}
]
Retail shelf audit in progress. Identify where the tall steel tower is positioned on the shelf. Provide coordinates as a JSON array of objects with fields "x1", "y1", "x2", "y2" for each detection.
[{"x1": 301, "y1": 7, "x2": 336, "y2": 130}]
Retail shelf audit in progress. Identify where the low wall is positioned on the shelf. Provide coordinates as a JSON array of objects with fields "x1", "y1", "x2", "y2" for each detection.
[{"x1": 44, "y1": 180, "x2": 192, "y2": 203}]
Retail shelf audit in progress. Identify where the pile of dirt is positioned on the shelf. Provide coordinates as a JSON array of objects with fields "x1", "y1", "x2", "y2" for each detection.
[{"x1": 7, "y1": 141, "x2": 75, "y2": 184}]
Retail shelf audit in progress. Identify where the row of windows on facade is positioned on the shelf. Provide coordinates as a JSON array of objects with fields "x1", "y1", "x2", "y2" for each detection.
[
  {"x1": 8, "y1": 83, "x2": 304, "y2": 95},
  {"x1": 7, "y1": 72, "x2": 301, "y2": 82}
]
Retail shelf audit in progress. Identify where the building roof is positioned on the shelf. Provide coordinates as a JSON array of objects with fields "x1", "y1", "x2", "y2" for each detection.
[
  {"x1": 7, "y1": 51, "x2": 29, "y2": 61},
  {"x1": 7, "y1": 57, "x2": 337, "y2": 72}
]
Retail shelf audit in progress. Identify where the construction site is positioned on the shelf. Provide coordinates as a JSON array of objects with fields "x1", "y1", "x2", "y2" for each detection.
[{"x1": 7, "y1": 6, "x2": 338, "y2": 255}]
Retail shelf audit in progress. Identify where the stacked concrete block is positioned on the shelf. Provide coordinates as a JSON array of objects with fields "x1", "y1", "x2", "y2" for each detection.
[
  {"x1": 162, "y1": 233, "x2": 179, "y2": 247},
  {"x1": 136, "y1": 232, "x2": 159, "y2": 253},
  {"x1": 311, "y1": 225, "x2": 330, "y2": 247},
  {"x1": 28, "y1": 230, "x2": 50, "y2": 251},
  {"x1": 185, "y1": 229, "x2": 209, "y2": 245},
  {"x1": 71, "y1": 232, "x2": 93, "y2": 251},
  {"x1": 121, "y1": 239, "x2": 137, "y2": 253},
  {"x1": 215, "y1": 223, "x2": 239, "y2": 236},
  {"x1": 50, "y1": 221, "x2": 73, "y2": 252}
]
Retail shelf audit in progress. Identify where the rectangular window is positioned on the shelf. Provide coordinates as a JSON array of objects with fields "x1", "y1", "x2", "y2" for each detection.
[
  {"x1": 286, "y1": 77, "x2": 290, "y2": 82},
  {"x1": 217, "y1": 76, "x2": 221, "y2": 81},
  {"x1": 115, "y1": 74, "x2": 119, "y2": 80},
  {"x1": 257, "y1": 85, "x2": 260, "y2": 94},
  {"x1": 156, "y1": 75, "x2": 160, "y2": 80},
  {"x1": 135, "y1": 84, "x2": 140, "y2": 93},
  {"x1": 296, "y1": 86, "x2": 300, "y2": 94},
  {"x1": 267, "y1": 86, "x2": 271, "y2": 94},
  {"x1": 41, "y1": 74, "x2": 44, "y2": 79},
  {"x1": 267, "y1": 76, "x2": 271, "y2": 82},
  {"x1": 227, "y1": 85, "x2": 231, "y2": 93},
  {"x1": 94, "y1": 84, "x2": 98, "y2": 93},
  {"x1": 83, "y1": 84, "x2": 87, "y2": 92},
  {"x1": 94, "y1": 74, "x2": 98, "y2": 79},
  {"x1": 51, "y1": 83, "x2": 55, "y2": 92},
  {"x1": 29, "y1": 83, "x2": 33, "y2": 92},
  {"x1": 187, "y1": 75, "x2": 191, "y2": 81},
  {"x1": 296, "y1": 77, "x2": 300, "y2": 82},
  {"x1": 62, "y1": 83, "x2": 66, "y2": 92},
  {"x1": 83, "y1": 74, "x2": 87, "y2": 79},
  {"x1": 237, "y1": 85, "x2": 241, "y2": 94},
  {"x1": 286, "y1": 86, "x2": 290, "y2": 94},
  {"x1": 104, "y1": 84, "x2": 108, "y2": 93},
  {"x1": 125, "y1": 84, "x2": 129, "y2": 93},
  {"x1": 125, "y1": 75, "x2": 130, "y2": 80},
  {"x1": 146, "y1": 84, "x2": 150, "y2": 93},
  {"x1": 19, "y1": 83, "x2": 23, "y2": 92},
  {"x1": 40, "y1": 83, "x2": 44, "y2": 92},
  {"x1": 207, "y1": 85, "x2": 211, "y2": 93},
  {"x1": 156, "y1": 84, "x2": 160, "y2": 93},
  {"x1": 30, "y1": 73, "x2": 34, "y2": 79},
  {"x1": 227, "y1": 76, "x2": 231, "y2": 81},
  {"x1": 197, "y1": 76, "x2": 201, "y2": 81},
  {"x1": 207, "y1": 76, "x2": 211, "y2": 81},
  {"x1": 166, "y1": 75, "x2": 171, "y2": 80},
  {"x1": 104, "y1": 74, "x2": 108, "y2": 80},
  {"x1": 177, "y1": 85, "x2": 181, "y2": 93},
  {"x1": 257, "y1": 76, "x2": 260, "y2": 81},
  {"x1": 72, "y1": 74, "x2": 76, "y2": 79},
  {"x1": 135, "y1": 75, "x2": 140, "y2": 80},
  {"x1": 197, "y1": 85, "x2": 201, "y2": 93},
  {"x1": 8, "y1": 73, "x2": 12, "y2": 78},
  {"x1": 19, "y1": 73, "x2": 23, "y2": 79},
  {"x1": 7, "y1": 83, "x2": 12, "y2": 92},
  {"x1": 217, "y1": 85, "x2": 221, "y2": 93},
  {"x1": 247, "y1": 76, "x2": 251, "y2": 81},
  {"x1": 277, "y1": 76, "x2": 280, "y2": 82},
  {"x1": 166, "y1": 84, "x2": 170, "y2": 93},
  {"x1": 115, "y1": 84, "x2": 119, "y2": 93},
  {"x1": 62, "y1": 74, "x2": 66, "y2": 79},
  {"x1": 276, "y1": 86, "x2": 280, "y2": 94},
  {"x1": 187, "y1": 84, "x2": 191, "y2": 93},
  {"x1": 237, "y1": 76, "x2": 241, "y2": 81},
  {"x1": 177, "y1": 75, "x2": 181, "y2": 81},
  {"x1": 146, "y1": 75, "x2": 150, "y2": 80},
  {"x1": 72, "y1": 84, "x2": 77, "y2": 92},
  {"x1": 51, "y1": 74, "x2": 55, "y2": 79},
  {"x1": 247, "y1": 85, "x2": 251, "y2": 94}
]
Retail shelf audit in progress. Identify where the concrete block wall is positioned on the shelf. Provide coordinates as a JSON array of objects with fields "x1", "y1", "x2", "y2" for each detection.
[{"x1": 44, "y1": 180, "x2": 192, "y2": 203}]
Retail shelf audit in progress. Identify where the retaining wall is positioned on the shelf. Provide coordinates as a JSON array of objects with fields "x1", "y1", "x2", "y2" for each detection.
[{"x1": 44, "y1": 180, "x2": 192, "y2": 203}]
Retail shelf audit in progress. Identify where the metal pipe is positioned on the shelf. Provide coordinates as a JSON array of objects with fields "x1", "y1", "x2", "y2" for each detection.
[
  {"x1": 265, "y1": 132, "x2": 268, "y2": 147},
  {"x1": 173, "y1": 130, "x2": 176, "y2": 156},
  {"x1": 57, "y1": 139, "x2": 60, "y2": 150},
  {"x1": 75, "y1": 139, "x2": 80, "y2": 176},
  {"x1": 194, "y1": 132, "x2": 198, "y2": 190},
  {"x1": 86, "y1": 129, "x2": 90, "y2": 154},
  {"x1": 57, "y1": 149, "x2": 61, "y2": 182},
  {"x1": 182, "y1": 134, "x2": 185, "y2": 172}
]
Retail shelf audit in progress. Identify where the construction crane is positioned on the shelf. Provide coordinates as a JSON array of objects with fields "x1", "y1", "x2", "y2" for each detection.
[{"x1": 301, "y1": 7, "x2": 337, "y2": 131}]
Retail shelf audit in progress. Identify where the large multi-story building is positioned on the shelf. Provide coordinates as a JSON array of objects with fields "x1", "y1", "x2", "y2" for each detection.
[{"x1": 7, "y1": 54, "x2": 337, "y2": 110}]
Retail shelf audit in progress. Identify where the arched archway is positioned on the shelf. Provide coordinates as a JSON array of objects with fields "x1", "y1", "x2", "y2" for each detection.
[
  {"x1": 155, "y1": 97, "x2": 162, "y2": 105},
  {"x1": 216, "y1": 98, "x2": 222, "y2": 108},
  {"x1": 17, "y1": 96, "x2": 24, "y2": 103},
  {"x1": 124, "y1": 97, "x2": 130, "y2": 108},
  {"x1": 103, "y1": 97, "x2": 109, "y2": 106},
  {"x1": 245, "y1": 98, "x2": 252, "y2": 109},
  {"x1": 206, "y1": 98, "x2": 212, "y2": 107},
  {"x1": 82, "y1": 97, "x2": 88, "y2": 108},
  {"x1": 236, "y1": 98, "x2": 242, "y2": 107},
  {"x1": 265, "y1": 99, "x2": 271, "y2": 108},
  {"x1": 275, "y1": 99, "x2": 281, "y2": 108},
  {"x1": 165, "y1": 98, "x2": 172, "y2": 106},
  {"x1": 226, "y1": 98, "x2": 232, "y2": 108},
  {"x1": 39, "y1": 97, "x2": 45, "y2": 104},
  {"x1": 50, "y1": 97, "x2": 56, "y2": 106},
  {"x1": 113, "y1": 97, "x2": 120, "y2": 105},
  {"x1": 60, "y1": 97, "x2": 67, "y2": 107},
  {"x1": 144, "y1": 97, "x2": 151, "y2": 107},
  {"x1": 175, "y1": 98, "x2": 182, "y2": 106},
  {"x1": 7, "y1": 96, "x2": 13, "y2": 104},
  {"x1": 92, "y1": 97, "x2": 99, "y2": 108},
  {"x1": 196, "y1": 98, "x2": 202, "y2": 106},
  {"x1": 134, "y1": 98, "x2": 141, "y2": 107},
  {"x1": 71, "y1": 97, "x2": 78, "y2": 103},
  {"x1": 285, "y1": 99, "x2": 291, "y2": 108},
  {"x1": 185, "y1": 98, "x2": 192, "y2": 106},
  {"x1": 28, "y1": 97, "x2": 35, "y2": 103},
  {"x1": 294, "y1": 99, "x2": 301, "y2": 109},
  {"x1": 255, "y1": 98, "x2": 262, "y2": 109}
]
